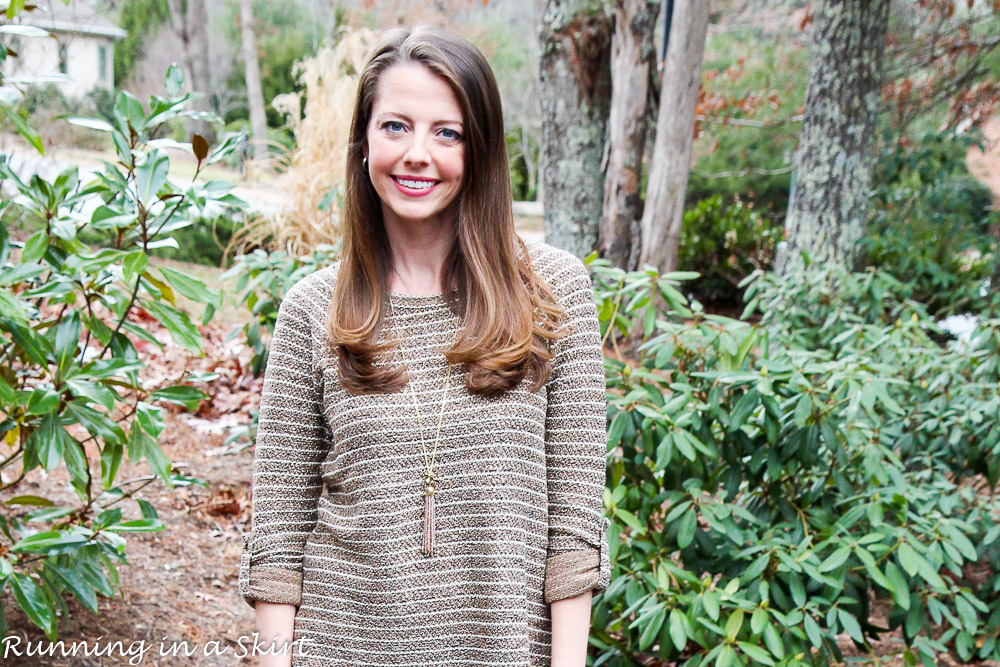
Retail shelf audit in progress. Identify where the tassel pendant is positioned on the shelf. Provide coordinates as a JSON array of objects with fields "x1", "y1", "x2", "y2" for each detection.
[{"x1": 422, "y1": 474, "x2": 436, "y2": 556}]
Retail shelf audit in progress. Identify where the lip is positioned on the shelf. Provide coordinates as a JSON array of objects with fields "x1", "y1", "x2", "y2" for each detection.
[{"x1": 391, "y1": 175, "x2": 440, "y2": 197}]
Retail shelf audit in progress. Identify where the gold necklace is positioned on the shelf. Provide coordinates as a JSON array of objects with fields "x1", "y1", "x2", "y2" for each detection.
[{"x1": 395, "y1": 329, "x2": 456, "y2": 557}]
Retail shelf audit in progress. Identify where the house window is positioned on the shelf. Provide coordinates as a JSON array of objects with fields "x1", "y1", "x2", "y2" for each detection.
[
  {"x1": 98, "y1": 45, "x2": 107, "y2": 82},
  {"x1": 58, "y1": 42, "x2": 67, "y2": 74}
]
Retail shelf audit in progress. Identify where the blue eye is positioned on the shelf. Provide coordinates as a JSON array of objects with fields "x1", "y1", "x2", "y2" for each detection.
[
  {"x1": 383, "y1": 121, "x2": 405, "y2": 133},
  {"x1": 440, "y1": 128, "x2": 462, "y2": 141}
]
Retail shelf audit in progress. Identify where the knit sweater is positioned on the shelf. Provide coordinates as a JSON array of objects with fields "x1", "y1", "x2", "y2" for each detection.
[{"x1": 238, "y1": 239, "x2": 611, "y2": 667}]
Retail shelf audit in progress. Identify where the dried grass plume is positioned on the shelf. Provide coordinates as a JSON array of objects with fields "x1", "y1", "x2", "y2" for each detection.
[{"x1": 232, "y1": 27, "x2": 379, "y2": 258}]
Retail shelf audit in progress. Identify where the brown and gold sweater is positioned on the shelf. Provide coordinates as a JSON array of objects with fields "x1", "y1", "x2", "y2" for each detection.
[{"x1": 238, "y1": 239, "x2": 611, "y2": 666}]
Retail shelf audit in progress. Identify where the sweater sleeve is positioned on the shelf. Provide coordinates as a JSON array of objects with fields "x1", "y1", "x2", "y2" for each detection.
[
  {"x1": 239, "y1": 282, "x2": 330, "y2": 608},
  {"x1": 542, "y1": 253, "x2": 612, "y2": 604}
]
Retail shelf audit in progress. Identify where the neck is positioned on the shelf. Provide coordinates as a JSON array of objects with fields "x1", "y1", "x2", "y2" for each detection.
[{"x1": 383, "y1": 207, "x2": 458, "y2": 295}]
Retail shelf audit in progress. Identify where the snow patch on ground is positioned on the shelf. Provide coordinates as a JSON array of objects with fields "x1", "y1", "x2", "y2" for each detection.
[
  {"x1": 937, "y1": 313, "x2": 979, "y2": 350},
  {"x1": 181, "y1": 412, "x2": 246, "y2": 435}
]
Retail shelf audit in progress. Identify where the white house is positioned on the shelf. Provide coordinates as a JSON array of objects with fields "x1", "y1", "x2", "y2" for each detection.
[{"x1": 1, "y1": 0, "x2": 126, "y2": 98}]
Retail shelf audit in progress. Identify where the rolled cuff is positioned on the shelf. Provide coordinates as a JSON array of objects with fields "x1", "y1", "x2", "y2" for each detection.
[
  {"x1": 238, "y1": 533, "x2": 303, "y2": 608},
  {"x1": 544, "y1": 516, "x2": 612, "y2": 604}
]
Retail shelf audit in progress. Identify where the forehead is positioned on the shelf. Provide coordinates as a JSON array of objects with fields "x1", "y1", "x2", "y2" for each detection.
[{"x1": 371, "y1": 62, "x2": 463, "y2": 122}]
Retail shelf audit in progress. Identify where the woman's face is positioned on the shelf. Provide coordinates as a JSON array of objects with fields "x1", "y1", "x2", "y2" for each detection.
[{"x1": 364, "y1": 62, "x2": 466, "y2": 231}]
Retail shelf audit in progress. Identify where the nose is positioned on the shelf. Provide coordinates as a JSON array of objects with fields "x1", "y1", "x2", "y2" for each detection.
[{"x1": 402, "y1": 129, "x2": 432, "y2": 166}]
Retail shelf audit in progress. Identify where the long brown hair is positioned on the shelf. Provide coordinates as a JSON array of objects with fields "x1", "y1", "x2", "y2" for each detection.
[{"x1": 326, "y1": 25, "x2": 567, "y2": 397}]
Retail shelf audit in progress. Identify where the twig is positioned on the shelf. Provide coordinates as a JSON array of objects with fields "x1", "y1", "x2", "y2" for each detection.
[
  {"x1": 691, "y1": 164, "x2": 794, "y2": 180},
  {"x1": 695, "y1": 113, "x2": 804, "y2": 128}
]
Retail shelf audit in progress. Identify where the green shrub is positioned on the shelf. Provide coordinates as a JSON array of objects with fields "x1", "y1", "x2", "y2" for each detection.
[
  {"x1": 0, "y1": 65, "x2": 244, "y2": 639},
  {"x1": 82, "y1": 87, "x2": 116, "y2": 127},
  {"x1": 145, "y1": 213, "x2": 241, "y2": 267},
  {"x1": 76, "y1": 212, "x2": 244, "y2": 269},
  {"x1": 16, "y1": 208, "x2": 246, "y2": 270},
  {"x1": 219, "y1": 243, "x2": 341, "y2": 453},
  {"x1": 873, "y1": 131, "x2": 994, "y2": 230},
  {"x1": 588, "y1": 256, "x2": 1000, "y2": 667},
  {"x1": 11, "y1": 83, "x2": 111, "y2": 151},
  {"x1": 15, "y1": 83, "x2": 68, "y2": 116},
  {"x1": 688, "y1": 32, "x2": 808, "y2": 216},
  {"x1": 678, "y1": 195, "x2": 783, "y2": 307},
  {"x1": 222, "y1": 243, "x2": 340, "y2": 378},
  {"x1": 861, "y1": 130, "x2": 997, "y2": 316}
]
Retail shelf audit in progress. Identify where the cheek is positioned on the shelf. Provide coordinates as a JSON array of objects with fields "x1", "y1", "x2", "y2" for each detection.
[
  {"x1": 368, "y1": 139, "x2": 399, "y2": 174},
  {"x1": 440, "y1": 148, "x2": 465, "y2": 181}
]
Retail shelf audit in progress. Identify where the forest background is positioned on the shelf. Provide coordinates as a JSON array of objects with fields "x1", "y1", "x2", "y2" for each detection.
[{"x1": 1, "y1": 0, "x2": 1000, "y2": 665}]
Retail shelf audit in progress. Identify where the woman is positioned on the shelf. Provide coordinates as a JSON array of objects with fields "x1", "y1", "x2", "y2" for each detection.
[{"x1": 239, "y1": 24, "x2": 610, "y2": 667}]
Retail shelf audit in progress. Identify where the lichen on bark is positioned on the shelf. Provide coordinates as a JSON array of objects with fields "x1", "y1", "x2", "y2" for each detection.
[
  {"x1": 778, "y1": 0, "x2": 891, "y2": 274},
  {"x1": 537, "y1": 0, "x2": 613, "y2": 257}
]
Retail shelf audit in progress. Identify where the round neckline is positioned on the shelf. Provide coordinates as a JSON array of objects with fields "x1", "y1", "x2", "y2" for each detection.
[{"x1": 388, "y1": 287, "x2": 459, "y2": 306}]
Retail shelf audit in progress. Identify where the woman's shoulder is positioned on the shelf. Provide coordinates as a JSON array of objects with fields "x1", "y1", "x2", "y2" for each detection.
[
  {"x1": 282, "y1": 259, "x2": 342, "y2": 307},
  {"x1": 522, "y1": 239, "x2": 592, "y2": 298},
  {"x1": 285, "y1": 259, "x2": 340, "y2": 298}
]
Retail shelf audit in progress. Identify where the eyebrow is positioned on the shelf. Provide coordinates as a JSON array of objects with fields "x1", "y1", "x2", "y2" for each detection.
[{"x1": 374, "y1": 112, "x2": 463, "y2": 127}]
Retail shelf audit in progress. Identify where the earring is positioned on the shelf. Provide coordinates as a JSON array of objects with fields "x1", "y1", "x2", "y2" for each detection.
[{"x1": 362, "y1": 156, "x2": 368, "y2": 168}]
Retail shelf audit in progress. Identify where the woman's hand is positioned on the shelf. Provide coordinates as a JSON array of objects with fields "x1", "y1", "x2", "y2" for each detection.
[{"x1": 254, "y1": 601, "x2": 297, "y2": 667}]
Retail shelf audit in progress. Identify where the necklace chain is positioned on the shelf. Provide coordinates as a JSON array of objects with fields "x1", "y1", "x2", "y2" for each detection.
[
  {"x1": 394, "y1": 320, "x2": 460, "y2": 492},
  {"x1": 400, "y1": 345, "x2": 451, "y2": 489}
]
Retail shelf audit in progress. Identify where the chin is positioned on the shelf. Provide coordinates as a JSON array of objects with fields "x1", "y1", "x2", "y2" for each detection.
[{"x1": 394, "y1": 210, "x2": 446, "y2": 223}]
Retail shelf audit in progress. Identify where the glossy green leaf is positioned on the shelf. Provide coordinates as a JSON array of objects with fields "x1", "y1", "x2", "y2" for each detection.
[
  {"x1": 737, "y1": 641, "x2": 775, "y2": 666},
  {"x1": 0, "y1": 102, "x2": 43, "y2": 154},
  {"x1": 10, "y1": 573, "x2": 55, "y2": 639},
  {"x1": 677, "y1": 509, "x2": 697, "y2": 549},
  {"x1": 46, "y1": 562, "x2": 98, "y2": 613},
  {"x1": 803, "y1": 613, "x2": 823, "y2": 648},
  {"x1": 669, "y1": 609, "x2": 687, "y2": 651},
  {"x1": 725, "y1": 609, "x2": 744, "y2": 642},
  {"x1": 158, "y1": 265, "x2": 221, "y2": 307},
  {"x1": 639, "y1": 606, "x2": 666, "y2": 650},
  {"x1": 898, "y1": 542, "x2": 921, "y2": 577},
  {"x1": 134, "y1": 149, "x2": 169, "y2": 205},
  {"x1": 762, "y1": 623, "x2": 785, "y2": 660},
  {"x1": 139, "y1": 299, "x2": 202, "y2": 354}
]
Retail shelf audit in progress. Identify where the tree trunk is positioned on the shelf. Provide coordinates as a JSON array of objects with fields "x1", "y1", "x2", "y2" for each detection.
[
  {"x1": 166, "y1": 0, "x2": 215, "y2": 143},
  {"x1": 165, "y1": 0, "x2": 190, "y2": 78},
  {"x1": 600, "y1": 0, "x2": 660, "y2": 271},
  {"x1": 186, "y1": 0, "x2": 215, "y2": 143},
  {"x1": 638, "y1": 0, "x2": 709, "y2": 273},
  {"x1": 776, "y1": 0, "x2": 891, "y2": 274},
  {"x1": 536, "y1": 0, "x2": 613, "y2": 258},
  {"x1": 240, "y1": 0, "x2": 268, "y2": 158}
]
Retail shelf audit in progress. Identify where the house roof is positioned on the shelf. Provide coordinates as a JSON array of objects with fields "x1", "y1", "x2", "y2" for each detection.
[{"x1": 22, "y1": 0, "x2": 127, "y2": 40}]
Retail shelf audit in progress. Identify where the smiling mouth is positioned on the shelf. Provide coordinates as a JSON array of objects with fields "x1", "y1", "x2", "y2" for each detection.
[
  {"x1": 392, "y1": 175, "x2": 440, "y2": 189},
  {"x1": 391, "y1": 175, "x2": 440, "y2": 196}
]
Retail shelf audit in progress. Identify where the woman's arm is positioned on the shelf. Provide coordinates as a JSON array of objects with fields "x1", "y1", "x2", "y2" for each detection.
[
  {"x1": 550, "y1": 589, "x2": 594, "y2": 667},
  {"x1": 541, "y1": 250, "x2": 612, "y2": 660},
  {"x1": 254, "y1": 601, "x2": 297, "y2": 667},
  {"x1": 238, "y1": 280, "x2": 330, "y2": 647}
]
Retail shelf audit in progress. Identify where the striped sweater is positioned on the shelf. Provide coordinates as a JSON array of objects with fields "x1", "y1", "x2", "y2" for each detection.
[{"x1": 239, "y1": 240, "x2": 611, "y2": 666}]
